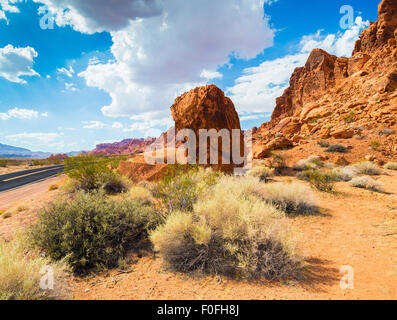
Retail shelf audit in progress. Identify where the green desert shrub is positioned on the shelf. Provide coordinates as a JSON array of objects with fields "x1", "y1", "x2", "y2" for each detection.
[
  {"x1": 247, "y1": 165, "x2": 275, "y2": 182},
  {"x1": 0, "y1": 159, "x2": 7, "y2": 167},
  {"x1": 151, "y1": 180, "x2": 301, "y2": 280},
  {"x1": 384, "y1": 162, "x2": 397, "y2": 170},
  {"x1": 267, "y1": 152, "x2": 286, "y2": 174},
  {"x1": 129, "y1": 185, "x2": 155, "y2": 205},
  {"x1": 259, "y1": 182, "x2": 318, "y2": 215},
  {"x1": 325, "y1": 144, "x2": 348, "y2": 153},
  {"x1": 353, "y1": 161, "x2": 381, "y2": 175},
  {"x1": 0, "y1": 234, "x2": 70, "y2": 300},
  {"x1": 317, "y1": 140, "x2": 330, "y2": 148},
  {"x1": 297, "y1": 169, "x2": 335, "y2": 192},
  {"x1": 349, "y1": 176, "x2": 381, "y2": 191},
  {"x1": 379, "y1": 127, "x2": 395, "y2": 136},
  {"x1": 294, "y1": 155, "x2": 323, "y2": 171},
  {"x1": 63, "y1": 155, "x2": 129, "y2": 194},
  {"x1": 30, "y1": 191, "x2": 161, "y2": 274},
  {"x1": 154, "y1": 165, "x2": 221, "y2": 213},
  {"x1": 331, "y1": 166, "x2": 357, "y2": 182}
]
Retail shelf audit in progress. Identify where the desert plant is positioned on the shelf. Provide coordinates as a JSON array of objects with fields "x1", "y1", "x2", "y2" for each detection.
[
  {"x1": 353, "y1": 161, "x2": 381, "y2": 175},
  {"x1": 267, "y1": 152, "x2": 286, "y2": 174},
  {"x1": 318, "y1": 140, "x2": 330, "y2": 148},
  {"x1": 325, "y1": 144, "x2": 348, "y2": 153},
  {"x1": 48, "y1": 183, "x2": 59, "y2": 191},
  {"x1": 2, "y1": 212, "x2": 12, "y2": 219},
  {"x1": 0, "y1": 234, "x2": 70, "y2": 300},
  {"x1": 331, "y1": 166, "x2": 356, "y2": 182},
  {"x1": 0, "y1": 159, "x2": 7, "y2": 167},
  {"x1": 259, "y1": 182, "x2": 318, "y2": 215},
  {"x1": 294, "y1": 155, "x2": 323, "y2": 171},
  {"x1": 130, "y1": 185, "x2": 155, "y2": 205},
  {"x1": 151, "y1": 179, "x2": 301, "y2": 280},
  {"x1": 16, "y1": 205, "x2": 27, "y2": 213},
  {"x1": 247, "y1": 165, "x2": 275, "y2": 182},
  {"x1": 369, "y1": 141, "x2": 380, "y2": 150},
  {"x1": 297, "y1": 169, "x2": 335, "y2": 192},
  {"x1": 30, "y1": 191, "x2": 161, "y2": 273},
  {"x1": 349, "y1": 176, "x2": 381, "y2": 191},
  {"x1": 343, "y1": 111, "x2": 355, "y2": 124},
  {"x1": 154, "y1": 165, "x2": 221, "y2": 213},
  {"x1": 384, "y1": 162, "x2": 397, "y2": 170},
  {"x1": 63, "y1": 155, "x2": 128, "y2": 194},
  {"x1": 379, "y1": 127, "x2": 394, "y2": 136}
]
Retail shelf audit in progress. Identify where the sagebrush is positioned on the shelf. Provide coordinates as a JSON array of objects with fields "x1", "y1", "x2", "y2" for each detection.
[
  {"x1": 30, "y1": 191, "x2": 161, "y2": 273},
  {"x1": 151, "y1": 176, "x2": 302, "y2": 280}
]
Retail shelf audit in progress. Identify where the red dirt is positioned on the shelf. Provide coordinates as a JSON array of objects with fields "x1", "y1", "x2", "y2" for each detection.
[{"x1": 72, "y1": 172, "x2": 397, "y2": 300}]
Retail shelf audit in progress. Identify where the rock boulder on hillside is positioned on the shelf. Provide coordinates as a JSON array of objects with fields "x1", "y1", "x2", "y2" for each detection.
[{"x1": 170, "y1": 85, "x2": 245, "y2": 172}]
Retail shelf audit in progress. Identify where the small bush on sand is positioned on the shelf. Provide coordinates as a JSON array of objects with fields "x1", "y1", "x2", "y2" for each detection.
[
  {"x1": 0, "y1": 159, "x2": 7, "y2": 167},
  {"x1": 318, "y1": 140, "x2": 330, "y2": 148},
  {"x1": 154, "y1": 165, "x2": 221, "y2": 213},
  {"x1": 48, "y1": 183, "x2": 59, "y2": 191},
  {"x1": 151, "y1": 178, "x2": 301, "y2": 280},
  {"x1": 247, "y1": 165, "x2": 275, "y2": 182},
  {"x1": 0, "y1": 234, "x2": 70, "y2": 300},
  {"x1": 349, "y1": 176, "x2": 381, "y2": 191},
  {"x1": 30, "y1": 191, "x2": 161, "y2": 274},
  {"x1": 384, "y1": 162, "x2": 397, "y2": 170},
  {"x1": 294, "y1": 156, "x2": 323, "y2": 171},
  {"x1": 259, "y1": 182, "x2": 318, "y2": 215},
  {"x1": 297, "y1": 169, "x2": 335, "y2": 192},
  {"x1": 369, "y1": 141, "x2": 380, "y2": 150},
  {"x1": 63, "y1": 155, "x2": 129, "y2": 194},
  {"x1": 332, "y1": 167, "x2": 356, "y2": 182},
  {"x1": 379, "y1": 127, "x2": 395, "y2": 136},
  {"x1": 267, "y1": 152, "x2": 286, "y2": 175},
  {"x1": 2, "y1": 212, "x2": 12, "y2": 219},
  {"x1": 130, "y1": 185, "x2": 155, "y2": 205},
  {"x1": 326, "y1": 144, "x2": 348, "y2": 153},
  {"x1": 353, "y1": 161, "x2": 381, "y2": 175}
]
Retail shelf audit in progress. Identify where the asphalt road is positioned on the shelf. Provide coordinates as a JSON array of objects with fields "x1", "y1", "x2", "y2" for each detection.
[{"x1": 0, "y1": 165, "x2": 64, "y2": 192}]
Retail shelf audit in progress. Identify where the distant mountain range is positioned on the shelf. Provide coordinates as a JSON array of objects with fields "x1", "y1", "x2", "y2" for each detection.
[{"x1": 0, "y1": 143, "x2": 51, "y2": 158}]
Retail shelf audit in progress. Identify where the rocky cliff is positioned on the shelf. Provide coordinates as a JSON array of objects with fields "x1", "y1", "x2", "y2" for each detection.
[{"x1": 253, "y1": 0, "x2": 397, "y2": 163}]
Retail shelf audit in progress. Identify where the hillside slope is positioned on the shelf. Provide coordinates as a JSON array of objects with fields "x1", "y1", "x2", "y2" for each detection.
[{"x1": 253, "y1": 0, "x2": 397, "y2": 165}]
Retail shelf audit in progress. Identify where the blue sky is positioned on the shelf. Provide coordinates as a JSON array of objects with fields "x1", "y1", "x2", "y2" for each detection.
[{"x1": 0, "y1": 0, "x2": 379, "y2": 152}]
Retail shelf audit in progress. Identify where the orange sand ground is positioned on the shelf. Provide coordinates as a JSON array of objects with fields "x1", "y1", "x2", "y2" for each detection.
[{"x1": 0, "y1": 172, "x2": 396, "y2": 300}]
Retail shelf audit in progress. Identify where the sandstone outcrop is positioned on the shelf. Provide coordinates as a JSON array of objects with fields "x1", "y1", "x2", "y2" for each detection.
[
  {"x1": 170, "y1": 84, "x2": 245, "y2": 172},
  {"x1": 253, "y1": 0, "x2": 397, "y2": 162},
  {"x1": 91, "y1": 138, "x2": 155, "y2": 156}
]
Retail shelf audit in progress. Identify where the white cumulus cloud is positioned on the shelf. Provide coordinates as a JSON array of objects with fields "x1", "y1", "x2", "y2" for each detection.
[
  {"x1": 78, "y1": 0, "x2": 273, "y2": 120},
  {"x1": 0, "y1": 45, "x2": 39, "y2": 84},
  {"x1": 82, "y1": 120, "x2": 106, "y2": 129},
  {"x1": 227, "y1": 17, "x2": 369, "y2": 113},
  {"x1": 6, "y1": 132, "x2": 60, "y2": 143},
  {"x1": 0, "y1": 107, "x2": 45, "y2": 120},
  {"x1": 33, "y1": 0, "x2": 162, "y2": 34}
]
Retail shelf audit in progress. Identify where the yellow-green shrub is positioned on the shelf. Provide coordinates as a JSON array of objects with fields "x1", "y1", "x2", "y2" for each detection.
[
  {"x1": 247, "y1": 165, "x2": 275, "y2": 182},
  {"x1": 151, "y1": 176, "x2": 301, "y2": 280},
  {"x1": 0, "y1": 234, "x2": 70, "y2": 300},
  {"x1": 30, "y1": 191, "x2": 161, "y2": 274},
  {"x1": 259, "y1": 182, "x2": 318, "y2": 214}
]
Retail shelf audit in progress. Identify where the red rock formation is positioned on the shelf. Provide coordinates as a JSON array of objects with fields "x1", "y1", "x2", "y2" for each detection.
[
  {"x1": 253, "y1": 0, "x2": 397, "y2": 161},
  {"x1": 91, "y1": 138, "x2": 155, "y2": 156},
  {"x1": 170, "y1": 84, "x2": 245, "y2": 172}
]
